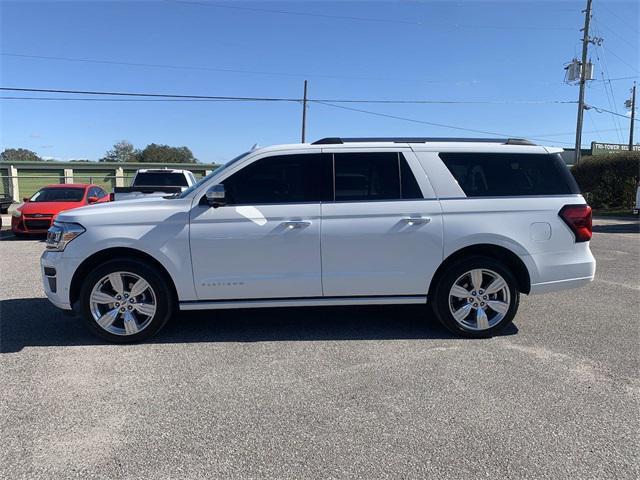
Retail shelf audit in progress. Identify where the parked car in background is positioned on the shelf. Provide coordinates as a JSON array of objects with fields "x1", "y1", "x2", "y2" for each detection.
[
  {"x1": 41, "y1": 138, "x2": 595, "y2": 343},
  {"x1": 112, "y1": 169, "x2": 197, "y2": 201},
  {"x1": 633, "y1": 183, "x2": 640, "y2": 215},
  {"x1": 12, "y1": 184, "x2": 109, "y2": 236},
  {"x1": 0, "y1": 193, "x2": 14, "y2": 213}
]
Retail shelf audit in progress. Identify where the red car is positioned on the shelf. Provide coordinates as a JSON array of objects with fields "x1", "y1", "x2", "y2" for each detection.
[{"x1": 12, "y1": 184, "x2": 110, "y2": 236}]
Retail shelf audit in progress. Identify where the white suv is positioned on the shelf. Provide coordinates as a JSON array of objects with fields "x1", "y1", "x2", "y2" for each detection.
[{"x1": 41, "y1": 138, "x2": 596, "y2": 342}]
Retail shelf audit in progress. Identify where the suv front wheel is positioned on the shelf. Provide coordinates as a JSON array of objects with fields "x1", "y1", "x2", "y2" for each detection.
[
  {"x1": 79, "y1": 259, "x2": 174, "y2": 343},
  {"x1": 432, "y1": 256, "x2": 520, "y2": 337}
]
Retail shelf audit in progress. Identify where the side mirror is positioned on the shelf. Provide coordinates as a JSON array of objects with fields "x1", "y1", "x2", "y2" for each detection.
[
  {"x1": 205, "y1": 184, "x2": 227, "y2": 208},
  {"x1": 87, "y1": 196, "x2": 99, "y2": 204},
  {"x1": 23, "y1": 197, "x2": 29, "y2": 203}
]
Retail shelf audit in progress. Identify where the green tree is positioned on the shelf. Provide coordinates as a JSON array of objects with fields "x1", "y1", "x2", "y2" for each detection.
[
  {"x1": 100, "y1": 140, "x2": 139, "y2": 163},
  {"x1": 0, "y1": 148, "x2": 42, "y2": 162},
  {"x1": 137, "y1": 144, "x2": 198, "y2": 163}
]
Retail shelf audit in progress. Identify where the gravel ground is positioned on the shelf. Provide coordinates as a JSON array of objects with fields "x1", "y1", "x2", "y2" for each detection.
[{"x1": 1, "y1": 218, "x2": 638, "y2": 479}]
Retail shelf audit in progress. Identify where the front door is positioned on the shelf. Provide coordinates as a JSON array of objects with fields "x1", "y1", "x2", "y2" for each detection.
[
  {"x1": 320, "y1": 149, "x2": 444, "y2": 297},
  {"x1": 189, "y1": 152, "x2": 332, "y2": 300}
]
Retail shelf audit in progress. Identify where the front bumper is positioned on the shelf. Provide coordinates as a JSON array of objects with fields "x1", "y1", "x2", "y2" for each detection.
[
  {"x1": 40, "y1": 250, "x2": 83, "y2": 311},
  {"x1": 12, "y1": 215, "x2": 54, "y2": 234}
]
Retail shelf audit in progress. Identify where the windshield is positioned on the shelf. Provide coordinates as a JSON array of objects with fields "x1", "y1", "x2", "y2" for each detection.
[
  {"x1": 134, "y1": 172, "x2": 189, "y2": 187},
  {"x1": 30, "y1": 187, "x2": 85, "y2": 202},
  {"x1": 178, "y1": 151, "x2": 251, "y2": 198}
]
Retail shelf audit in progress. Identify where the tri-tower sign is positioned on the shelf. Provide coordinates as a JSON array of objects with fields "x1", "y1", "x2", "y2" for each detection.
[{"x1": 591, "y1": 142, "x2": 640, "y2": 155}]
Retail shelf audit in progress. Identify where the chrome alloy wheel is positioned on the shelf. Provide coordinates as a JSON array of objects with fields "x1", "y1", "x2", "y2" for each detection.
[
  {"x1": 448, "y1": 268, "x2": 511, "y2": 331},
  {"x1": 89, "y1": 271, "x2": 157, "y2": 336}
]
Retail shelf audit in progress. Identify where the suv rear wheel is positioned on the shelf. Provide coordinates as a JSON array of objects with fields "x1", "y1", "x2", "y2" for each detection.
[
  {"x1": 79, "y1": 259, "x2": 174, "y2": 343},
  {"x1": 432, "y1": 256, "x2": 519, "y2": 337}
]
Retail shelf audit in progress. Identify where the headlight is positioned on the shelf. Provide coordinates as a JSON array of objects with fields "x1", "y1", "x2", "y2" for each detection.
[
  {"x1": 46, "y1": 222, "x2": 85, "y2": 251},
  {"x1": 12, "y1": 209, "x2": 22, "y2": 218}
]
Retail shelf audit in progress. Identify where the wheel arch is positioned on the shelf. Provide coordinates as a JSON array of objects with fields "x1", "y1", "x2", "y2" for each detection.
[
  {"x1": 69, "y1": 247, "x2": 179, "y2": 308},
  {"x1": 429, "y1": 244, "x2": 531, "y2": 296}
]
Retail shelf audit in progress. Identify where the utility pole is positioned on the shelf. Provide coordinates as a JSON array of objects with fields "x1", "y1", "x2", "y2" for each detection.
[
  {"x1": 301, "y1": 80, "x2": 308, "y2": 143},
  {"x1": 629, "y1": 82, "x2": 636, "y2": 151},
  {"x1": 574, "y1": 0, "x2": 593, "y2": 164}
]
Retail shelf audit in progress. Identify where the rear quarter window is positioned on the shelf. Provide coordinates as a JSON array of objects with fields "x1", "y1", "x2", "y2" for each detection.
[{"x1": 439, "y1": 152, "x2": 580, "y2": 197}]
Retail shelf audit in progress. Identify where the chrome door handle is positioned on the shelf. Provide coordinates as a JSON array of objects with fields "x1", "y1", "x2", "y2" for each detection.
[
  {"x1": 401, "y1": 216, "x2": 431, "y2": 226},
  {"x1": 281, "y1": 220, "x2": 311, "y2": 229}
]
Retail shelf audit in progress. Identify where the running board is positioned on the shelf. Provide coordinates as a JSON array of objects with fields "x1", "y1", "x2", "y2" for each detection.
[{"x1": 179, "y1": 295, "x2": 427, "y2": 311}]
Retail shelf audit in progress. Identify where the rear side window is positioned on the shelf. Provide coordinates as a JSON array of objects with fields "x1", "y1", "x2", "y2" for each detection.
[
  {"x1": 439, "y1": 152, "x2": 580, "y2": 197},
  {"x1": 223, "y1": 153, "x2": 332, "y2": 204},
  {"x1": 333, "y1": 152, "x2": 423, "y2": 201}
]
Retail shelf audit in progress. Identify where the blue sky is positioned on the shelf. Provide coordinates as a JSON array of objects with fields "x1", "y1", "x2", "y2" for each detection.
[{"x1": 1, "y1": 0, "x2": 638, "y2": 163}]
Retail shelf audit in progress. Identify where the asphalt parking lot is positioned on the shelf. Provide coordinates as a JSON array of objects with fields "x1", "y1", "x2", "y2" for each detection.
[{"x1": 1, "y1": 217, "x2": 638, "y2": 479}]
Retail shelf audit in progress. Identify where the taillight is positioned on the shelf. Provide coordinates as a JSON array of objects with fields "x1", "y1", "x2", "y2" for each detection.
[
  {"x1": 109, "y1": 192, "x2": 114, "y2": 202},
  {"x1": 559, "y1": 204, "x2": 592, "y2": 242}
]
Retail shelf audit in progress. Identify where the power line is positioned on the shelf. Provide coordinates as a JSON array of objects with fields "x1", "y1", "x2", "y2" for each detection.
[
  {"x1": 0, "y1": 87, "x2": 300, "y2": 102},
  {"x1": 599, "y1": 1, "x2": 639, "y2": 34},
  {"x1": 1, "y1": 52, "x2": 445, "y2": 83},
  {"x1": 0, "y1": 87, "x2": 576, "y2": 105},
  {"x1": 312, "y1": 99, "x2": 575, "y2": 105},
  {"x1": 0, "y1": 94, "x2": 595, "y2": 141},
  {"x1": 171, "y1": 0, "x2": 575, "y2": 31},
  {"x1": 592, "y1": 21, "x2": 627, "y2": 143},
  {"x1": 594, "y1": 76, "x2": 640, "y2": 82},
  {"x1": 527, "y1": 127, "x2": 620, "y2": 137},
  {"x1": 6, "y1": 52, "x2": 612, "y2": 87},
  {"x1": 589, "y1": 104, "x2": 638, "y2": 121},
  {"x1": 602, "y1": 45, "x2": 640, "y2": 73},
  {"x1": 0, "y1": 96, "x2": 245, "y2": 102},
  {"x1": 312, "y1": 101, "x2": 574, "y2": 145},
  {"x1": 594, "y1": 18, "x2": 638, "y2": 51}
]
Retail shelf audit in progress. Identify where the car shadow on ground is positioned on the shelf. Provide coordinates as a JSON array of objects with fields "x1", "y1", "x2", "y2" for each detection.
[
  {"x1": 0, "y1": 298, "x2": 518, "y2": 353},
  {"x1": 592, "y1": 222, "x2": 640, "y2": 234},
  {"x1": 0, "y1": 232, "x2": 46, "y2": 241}
]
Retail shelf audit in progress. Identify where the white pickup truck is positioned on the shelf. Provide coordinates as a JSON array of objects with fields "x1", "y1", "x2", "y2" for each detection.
[{"x1": 112, "y1": 169, "x2": 197, "y2": 201}]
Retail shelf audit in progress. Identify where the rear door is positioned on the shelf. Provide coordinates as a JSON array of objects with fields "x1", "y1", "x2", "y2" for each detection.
[{"x1": 320, "y1": 148, "x2": 444, "y2": 297}]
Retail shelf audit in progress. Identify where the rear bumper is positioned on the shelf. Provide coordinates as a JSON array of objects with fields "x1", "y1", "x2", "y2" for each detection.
[
  {"x1": 529, "y1": 275, "x2": 594, "y2": 294},
  {"x1": 525, "y1": 244, "x2": 596, "y2": 295}
]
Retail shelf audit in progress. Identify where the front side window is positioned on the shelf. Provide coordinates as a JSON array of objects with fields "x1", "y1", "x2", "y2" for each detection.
[
  {"x1": 333, "y1": 152, "x2": 423, "y2": 201},
  {"x1": 439, "y1": 152, "x2": 580, "y2": 197},
  {"x1": 223, "y1": 153, "x2": 332, "y2": 204},
  {"x1": 30, "y1": 188, "x2": 85, "y2": 202}
]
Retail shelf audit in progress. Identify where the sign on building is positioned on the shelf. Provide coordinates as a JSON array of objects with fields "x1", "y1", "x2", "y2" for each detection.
[{"x1": 591, "y1": 142, "x2": 640, "y2": 155}]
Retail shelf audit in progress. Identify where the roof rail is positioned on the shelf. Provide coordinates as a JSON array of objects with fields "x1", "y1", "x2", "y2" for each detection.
[{"x1": 311, "y1": 137, "x2": 537, "y2": 146}]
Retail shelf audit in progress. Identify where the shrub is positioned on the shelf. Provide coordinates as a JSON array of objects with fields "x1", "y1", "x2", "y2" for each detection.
[{"x1": 571, "y1": 151, "x2": 640, "y2": 209}]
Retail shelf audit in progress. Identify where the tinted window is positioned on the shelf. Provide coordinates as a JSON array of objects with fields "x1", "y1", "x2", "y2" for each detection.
[
  {"x1": 439, "y1": 153, "x2": 580, "y2": 197},
  {"x1": 134, "y1": 172, "x2": 189, "y2": 187},
  {"x1": 30, "y1": 188, "x2": 85, "y2": 202},
  {"x1": 400, "y1": 155, "x2": 423, "y2": 199},
  {"x1": 333, "y1": 152, "x2": 423, "y2": 201},
  {"x1": 178, "y1": 151, "x2": 251, "y2": 199},
  {"x1": 223, "y1": 153, "x2": 331, "y2": 204}
]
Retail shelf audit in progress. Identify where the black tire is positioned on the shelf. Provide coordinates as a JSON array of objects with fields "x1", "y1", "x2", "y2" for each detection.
[
  {"x1": 79, "y1": 259, "x2": 175, "y2": 343},
  {"x1": 431, "y1": 256, "x2": 520, "y2": 338}
]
